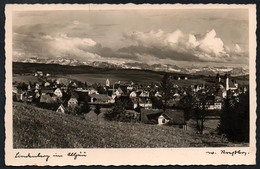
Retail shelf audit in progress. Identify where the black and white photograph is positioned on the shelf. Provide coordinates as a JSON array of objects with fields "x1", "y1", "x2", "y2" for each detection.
[{"x1": 4, "y1": 4, "x2": 256, "y2": 166}]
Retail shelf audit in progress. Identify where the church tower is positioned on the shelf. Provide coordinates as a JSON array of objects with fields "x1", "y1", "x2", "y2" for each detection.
[{"x1": 225, "y1": 73, "x2": 229, "y2": 91}]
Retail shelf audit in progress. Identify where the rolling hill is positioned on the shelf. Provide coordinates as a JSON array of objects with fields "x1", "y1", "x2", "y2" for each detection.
[{"x1": 13, "y1": 102, "x2": 241, "y2": 148}]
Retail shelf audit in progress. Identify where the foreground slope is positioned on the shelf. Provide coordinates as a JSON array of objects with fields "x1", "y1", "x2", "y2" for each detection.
[{"x1": 13, "y1": 102, "x2": 234, "y2": 148}]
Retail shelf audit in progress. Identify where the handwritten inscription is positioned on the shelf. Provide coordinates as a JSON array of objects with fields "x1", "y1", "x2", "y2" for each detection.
[
  {"x1": 15, "y1": 152, "x2": 50, "y2": 162},
  {"x1": 206, "y1": 150, "x2": 249, "y2": 156},
  {"x1": 67, "y1": 152, "x2": 87, "y2": 160},
  {"x1": 15, "y1": 151, "x2": 87, "y2": 162},
  {"x1": 221, "y1": 150, "x2": 248, "y2": 156}
]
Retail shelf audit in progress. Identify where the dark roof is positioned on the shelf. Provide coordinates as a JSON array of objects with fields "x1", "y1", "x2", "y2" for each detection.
[
  {"x1": 119, "y1": 86, "x2": 128, "y2": 93},
  {"x1": 162, "y1": 109, "x2": 185, "y2": 125},
  {"x1": 89, "y1": 94, "x2": 109, "y2": 99},
  {"x1": 141, "y1": 108, "x2": 162, "y2": 115},
  {"x1": 89, "y1": 94, "x2": 109, "y2": 103},
  {"x1": 41, "y1": 88, "x2": 54, "y2": 94}
]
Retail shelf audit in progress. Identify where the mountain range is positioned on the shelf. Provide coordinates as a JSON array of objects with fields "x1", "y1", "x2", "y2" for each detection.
[{"x1": 14, "y1": 57, "x2": 249, "y2": 76}]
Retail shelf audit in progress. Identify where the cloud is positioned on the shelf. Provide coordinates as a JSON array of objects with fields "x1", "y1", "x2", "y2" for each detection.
[
  {"x1": 13, "y1": 22, "x2": 248, "y2": 66},
  {"x1": 13, "y1": 31, "x2": 102, "y2": 61},
  {"x1": 122, "y1": 29, "x2": 246, "y2": 63}
]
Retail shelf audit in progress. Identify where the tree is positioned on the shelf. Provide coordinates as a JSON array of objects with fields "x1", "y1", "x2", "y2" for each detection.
[
  {"x1": 218, "y1": 92, "x2": 249, "y2": 142},
  {"x1": 160, "y1": 73, "x2": 174, "y2": 111},
  {"x1": 81, "y1": 102, "x2": 90, "y2": 114},
  {"x1": 151, "y1": 96, "x2": 163, "y2": 109},
  {"x1": 94, "y1": 104, "x2": 101, "y2": 121},
  {"x1": 194, "y1": 94, "x2": 208, "y2": 134},
  {"x1": 104, "y1": 100, "x2": 131, "y2": 122},
  {"x1": 178, "y1": 94, "x2": 196, "y2": 121}
]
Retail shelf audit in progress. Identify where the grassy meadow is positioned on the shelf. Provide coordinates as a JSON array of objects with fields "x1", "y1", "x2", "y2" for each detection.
[
  {"x1": 13, "y1": 102, "x2": 247, "y2": 148},
  {"x1": 13, "y1": 74, "x2": 41, "y2": 83}
]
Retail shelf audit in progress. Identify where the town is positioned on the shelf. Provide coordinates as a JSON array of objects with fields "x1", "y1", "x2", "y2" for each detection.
[{"x1": 12, "y1": 69, "x2": 249, "y2": 135}]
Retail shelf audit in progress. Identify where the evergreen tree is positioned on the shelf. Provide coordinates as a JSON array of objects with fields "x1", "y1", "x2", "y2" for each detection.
[
  {"x1": 160, "y1": 73, "x2": 174, "y2": 111},
  {"x1": 218, "y1": 92, "x2": 249, "y2": 142}
]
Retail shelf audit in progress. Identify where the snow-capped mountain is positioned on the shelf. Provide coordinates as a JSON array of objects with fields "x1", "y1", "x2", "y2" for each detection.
[{"x1": 14, "y1": 57, "x2": 249, "y2": 76}]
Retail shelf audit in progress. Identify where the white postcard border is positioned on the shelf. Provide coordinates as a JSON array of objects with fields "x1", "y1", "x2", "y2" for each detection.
[{"x1": 4, "y1": 4, "x2": 257, "y2": 166}]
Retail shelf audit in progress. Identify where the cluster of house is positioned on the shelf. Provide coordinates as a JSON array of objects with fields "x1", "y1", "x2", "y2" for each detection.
[{"x1": 12, "y1": 72, "x2": 248, "y2": 128}]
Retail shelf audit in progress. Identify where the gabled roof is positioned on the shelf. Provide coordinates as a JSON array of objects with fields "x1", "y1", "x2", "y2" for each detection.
[
  {"x1": 89, "y1": 94, "x2": 109, "y2": 103},
  {"x1": 89, "y1": 94, "x2": 109, "y2": 99},
  {"x1": 141, "y1": 108, "x2": 162, "y2": 115},
  {"x1": 56, "y1": 104, "x2": 66, "y2": 112},
  {"x1": 68, "y1": 97, "x2": 78, "y2": 101},
  {"x1": 162, "y1": 109, "x2": 185, "y2": 125}
]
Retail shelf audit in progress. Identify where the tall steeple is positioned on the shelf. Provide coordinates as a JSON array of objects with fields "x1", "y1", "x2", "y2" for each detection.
[{"x1": 225, "y1": 73, "x2": 229, "y2": 91}]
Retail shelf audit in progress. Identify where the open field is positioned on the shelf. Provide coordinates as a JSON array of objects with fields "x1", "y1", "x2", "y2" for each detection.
[
  {"x1": 13, "y1": 74, "x2": 41, "y2": 83},
  {"x1": 13, "y1": 102, "x2": 247, "y2": 148},
  {"x1": 58, "y1": 73, "x2": 209, "y2": 86},
  {"x1": 59, "y1": 71, "x2": 163, "y2": 84}
]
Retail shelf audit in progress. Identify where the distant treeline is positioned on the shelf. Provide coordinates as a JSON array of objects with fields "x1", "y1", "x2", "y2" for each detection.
[{"x1": 13, "y1": 62, "x2": 104, "y2": 75}]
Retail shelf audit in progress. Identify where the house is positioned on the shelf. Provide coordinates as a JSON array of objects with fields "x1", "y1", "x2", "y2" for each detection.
[
  {"x1": 35, "y1": 83, "x2": 40, "y2": 90},
  {"x1": 44, "y1": 82, "x2": 50, "y2": 87},
  {"x1": 67, "y1": 97, "x2": 78, "y2": 108},
  {"x1": 139, "y1": 91, "x2": 149, "y2": 97},
  {"x1": 36, "y1": 71, "x2": 43, "y2": 76},
  {"x1": 139, "y1": 99, "x2": 152, "y2": 109},
  {"x1": 54, "y1": 88, "x2": 63, "y2": 97},
  {"x1": 129, "y1": 91, "x2": 137, "y2": 98},
  {"x1": 140, "y1": 108, "x2": 162, "y2": 124},
  {"x1": 115, "y1": 88, "x2": 123, "y2": 97},
  {"x1": 158, "y1": 109, "x2": 186, "y2": 129},
  {"x1": 15, "y1": 90, "x2": 25, "y2": 102},
  {"x1": 39, "y1": 94, "x2": 53, "y2": 103},
  {"x1": 205, "y1": 96, "x2": 223, "y2": 110},
  {"x1": 61, "y1": 86, "x2": 68, "y2": 92},
  {"x1": 89, "y1": 94, "x2": 110, "y2": 103},
  {"x1": 154, "y1": 91, "x2": 162, "y2": 97},
  {"x1": 41, "y1": 88, "x2": 53, "y2": 95},
  {"x1": 106, "y1": 79, "x2": 110, "y2": 87},
  {"x1": 56, "y1": 104, "x2": 66, "y2": 113},
  {"x1": 12, "y1": 86, "x2": 18, "y2": 94},
  {"x1": 26, "y1": 92, "x2": 34, "y2": 102},
  {"x1": 133, "y1": 98, "x2": 152, "y2": 109},
  {"x1": 88, "y1": 88, "x2": 99, "y2": 95},
  {"x1": 127, "y1": 85, "x2": 134, "y2": 92}
]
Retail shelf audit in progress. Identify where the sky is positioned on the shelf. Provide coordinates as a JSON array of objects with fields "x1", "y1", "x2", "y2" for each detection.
[{"x1": 12, "y1": 8, "x2": 249, "y2": 67}]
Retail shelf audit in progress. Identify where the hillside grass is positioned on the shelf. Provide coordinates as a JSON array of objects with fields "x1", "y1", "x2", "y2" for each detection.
[
  {"x1": 13, "y1": 74, "x2": 41, "y2": 83},
  {"x1": 13, "y1": 102, "x2": 245, "y2": 148}
]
